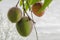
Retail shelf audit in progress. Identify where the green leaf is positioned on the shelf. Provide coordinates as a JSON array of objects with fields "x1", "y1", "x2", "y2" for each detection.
[
  {"x1": 19, "y1": 0, "x2": 52, "y2": 12},
  {"x1": 28, "y1": 0, "x2": 41, "y2": 5},
  {"x1": 19, "y1": 0, "x2": 41, "y2": 10},
  {"x1": 0, "y1": 0, "x2": 2, "y2": 1},
  {"x1": 25, "y1": 0, "x2": 41, "y2": 10},
  {"x1": 25, "y1": 0, "x2": 30, "y2": 10},
  {"x1": 38, "y1": 0, "x2": 52, "y2": 13},
  {"x1": 20, "y1": 0, "x2": 23, "y2": 6},
  {"x1": 24, "y1": 3, "x2": 29, "y2": 10}
]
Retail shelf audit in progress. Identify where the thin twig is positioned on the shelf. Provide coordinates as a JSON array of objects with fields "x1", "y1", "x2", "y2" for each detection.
[
  {"x1": 34, "y1": 25, "x2": 38, "y2": 40},
  {"x1": 31, "y1": 9, "x2": 38, "y2": 40},
  {"x1": 22, "y1": 0, "x2": 25, "y2": 16},
  {"x1": 26, "y1": 0, "x2": 38, "y2": 40},
  {"x1": 22, "y1": 0, "x2": 35, "y2": 23},
  {"x1": 31, "y1": 10, "x2": 38, "y2": 40},
  {"x1": 16, "y1": 0, "x2": 20, "y2": 7}
]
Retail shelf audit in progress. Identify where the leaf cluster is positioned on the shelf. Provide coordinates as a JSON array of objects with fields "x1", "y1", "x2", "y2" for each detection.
[{"x1": 20, "y1": 0, "x2": 52, "y2": 13}]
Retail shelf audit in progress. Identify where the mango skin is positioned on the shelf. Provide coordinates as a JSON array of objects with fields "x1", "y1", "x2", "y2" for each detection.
[
  {"x1": 16, "y1": 17, "x2": 33, "y2": 37},
  {"x1": 32, "y1": 3, "x2": 44, "y2": 17},
  {"x1": 7, "y1": 7, "x2": 22, "y2": 23}
]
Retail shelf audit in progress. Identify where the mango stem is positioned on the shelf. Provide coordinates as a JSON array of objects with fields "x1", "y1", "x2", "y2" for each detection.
[{"x1": 16, "y1": 0, "x2": 20, "y2": 7}]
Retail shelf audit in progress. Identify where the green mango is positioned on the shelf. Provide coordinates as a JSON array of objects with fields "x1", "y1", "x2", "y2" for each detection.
[
  {"x1": 16, "y1": 17, "x2": 33, "y2": 37},
  {"x1": 7, "y1": 7, "x2": 22, "y2": 23}
]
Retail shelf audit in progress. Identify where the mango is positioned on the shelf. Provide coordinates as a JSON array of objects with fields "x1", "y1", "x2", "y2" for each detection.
[
  {"x1": 16, "y1": 17, "x2": 33, "y2": 37},
  {"x1": 7, "y1": 7, "x2": 22, "y2": 23}
]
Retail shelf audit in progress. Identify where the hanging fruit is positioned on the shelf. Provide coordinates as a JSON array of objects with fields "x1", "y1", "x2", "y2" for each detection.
[
  {"x1": 7, "y1": 7, "x2": 22, "y2": 23},
  {"x1": 16, "y1": 17, "x2": 33, "y2": 37},
  {"x1": 6, "y1": 0, "x2": 52, "y2": 40},
  {"x1": 32, "y1": 3, "x2": 44, "y2": 17}
]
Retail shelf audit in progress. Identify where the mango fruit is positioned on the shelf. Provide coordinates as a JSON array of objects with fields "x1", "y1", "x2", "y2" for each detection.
[
  {"x1": 7, "y1": 7, "x2": 22, "y2": 23},
  {"x1": 32, "y1": 3, "x2": 44, "y2": 17},
  {"x1": 16, "y1": 17, "x2": 33, "y2": 37}
]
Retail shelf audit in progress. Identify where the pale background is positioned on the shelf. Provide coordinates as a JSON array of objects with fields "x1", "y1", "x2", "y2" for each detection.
[{"x1": 0, "y1": 0, "x2": 60, "y2": 40}]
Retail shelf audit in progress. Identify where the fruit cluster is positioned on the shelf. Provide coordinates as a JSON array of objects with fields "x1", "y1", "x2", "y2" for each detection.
[
  {"x1": 7, "y1": 0, "x2": 52, "y2": 38},
  {"x1": 7, "y1": 3, "x2": 44, "y2": 37},
  {"x1": 7, "y1": 7, "x2": 33, "y2": 37},
  {"x1": 7, "y1": 3, "x2": 43, "y2": 37}
]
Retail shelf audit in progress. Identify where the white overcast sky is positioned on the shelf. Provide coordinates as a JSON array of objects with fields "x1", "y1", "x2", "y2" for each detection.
[{"x1": 0, "y1": 0, "x2": 60, "y2": 40}]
